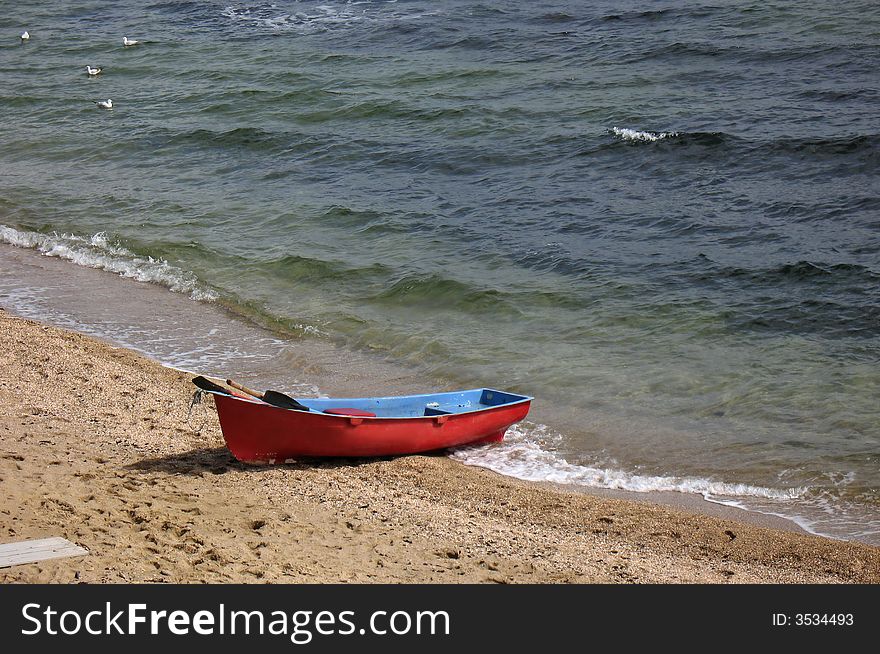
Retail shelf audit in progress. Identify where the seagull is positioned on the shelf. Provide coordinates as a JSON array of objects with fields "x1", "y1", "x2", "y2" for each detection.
[
  {"x1": 96, "y1": 99, "x2": 113, "y2": 109},
  {"x1": 20, "y1": 31, "x2": 29, "y2": 41},
  {"x1": 122, "y1": 36, "x2": 140, "y2": 46},
  {"x1": 86, "y1": 65, "x2": 103, "y2": 76}
]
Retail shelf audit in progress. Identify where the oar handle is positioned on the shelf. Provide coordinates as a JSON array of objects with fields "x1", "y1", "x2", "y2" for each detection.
[{"x1": 226, "y1": 379, "x2": 263, "y2": 399}]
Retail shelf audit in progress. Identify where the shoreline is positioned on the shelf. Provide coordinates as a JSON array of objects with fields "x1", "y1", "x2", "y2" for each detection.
[
  {"x1": 0, "y1": 241, "x2": 844, "y2": 543},
  {"x1": 1, "y1": 308, "x2": 878, "y2": 583},
  {"x1": 545, "y1": 482, "x2": 811, "y2": 537}
]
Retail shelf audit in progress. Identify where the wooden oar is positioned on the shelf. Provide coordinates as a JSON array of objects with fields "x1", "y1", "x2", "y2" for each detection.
[
  {"x1": 191, "y1": 375, "x2": 253, "y2": 399},
  {"x1": 226, "y1": 379, "x2": 310, "y2": 411},
  {"x1": 192, "y1": 375, "x2": 234, "y2": 395}
]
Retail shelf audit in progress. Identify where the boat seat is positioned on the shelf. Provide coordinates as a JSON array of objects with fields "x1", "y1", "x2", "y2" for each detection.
[
  {"x1": 424, "y1": 406, "x2": 453, "y2": 416},
  {"x1": 323, "y1": 408, "x2": 377, "y2": 417}
]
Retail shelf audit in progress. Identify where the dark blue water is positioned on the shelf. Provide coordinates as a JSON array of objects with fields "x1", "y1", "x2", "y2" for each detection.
[{"x1": 1, "y1": 1, "x2": 878, "y2": 543}]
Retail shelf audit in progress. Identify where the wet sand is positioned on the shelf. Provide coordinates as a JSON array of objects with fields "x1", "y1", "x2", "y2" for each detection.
[{"x1": 1, "y1": 309, "x2": 878, "y2": 583}]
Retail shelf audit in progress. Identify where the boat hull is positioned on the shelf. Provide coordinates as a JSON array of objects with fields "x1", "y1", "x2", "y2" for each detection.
[{"x1": 211, "y1": 392, "x2": 530, "y2": 462}]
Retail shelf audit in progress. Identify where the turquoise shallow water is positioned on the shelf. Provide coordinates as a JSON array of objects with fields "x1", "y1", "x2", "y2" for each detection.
[{"x1": 1, "y1": 1, "x2": 878, "y2": 543}]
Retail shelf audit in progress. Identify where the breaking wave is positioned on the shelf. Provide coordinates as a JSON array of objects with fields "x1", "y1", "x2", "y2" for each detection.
[
  {"x1": 0, "y1": 225, "x2": 217, "y2": 302},
  {"x1": 220, "y1": 2, "x2": 434, "y2": 34},
  {"x1": 451, "y1": 421, "x2": 807, "y2": 501},
  {"x1": 611, "y1": 126, "x2": 680, "y2": 142}
]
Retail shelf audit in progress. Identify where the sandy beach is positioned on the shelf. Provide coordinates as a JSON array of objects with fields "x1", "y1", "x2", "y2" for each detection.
[{"x1": 1, "y1": 308, "x2": 878, "y2": 583}]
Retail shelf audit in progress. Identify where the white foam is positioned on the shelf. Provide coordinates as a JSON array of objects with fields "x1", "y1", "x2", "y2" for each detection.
[
  {"x1": 221, "y1": 2, "x2": 434, "y2": 34},
  {"x1": 0, "y1": 224, "x2": 217, "y2": 301},
  {"x1": 451, "y1": 422, "x2": 880, "y2": 545},
  {"x1": 222, "y1": 3, "x2": 365, "y2": 33},
  {"x1": 611, "y1": 126, "x2": 678, "y2": 142},
  {"x1": 451, "y1": 421, "x2": 806, "y2": 501},
  {"x1": 701, "y1": 494, "x2": 830, "y2": 538},
  {"x1": 292, "y1": 322, "x2": 325, "y2": 337},
  {"x1": 704, "y1": 493, "x2": 880, "y2": 543}
]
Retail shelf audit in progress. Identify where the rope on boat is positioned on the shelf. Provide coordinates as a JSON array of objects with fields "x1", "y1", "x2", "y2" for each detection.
[{"x1": 186, "y1": 389, "x2": 209, "y2": 434}]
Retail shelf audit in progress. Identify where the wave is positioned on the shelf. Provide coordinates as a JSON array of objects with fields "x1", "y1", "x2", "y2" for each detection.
[
  {"x1": 310, "y1": 205, "x2": 442, "y2": 236},
  {"x1": 757, "y1": 196, "x2": 880, "y2": 223},
  {"x1": 611, "y1": 126, "x2": 679, "y2": 142},
  {"x1": 732, "y1": 300, "x2": 880, "y2": 339},
  {"x1": 174, "y1": 126, "x2": 291, "y2": 152},
  {"x1": 609, "y1": 127, "x2": 729, "y2": 146},
  {"x1": 382, "y1": 67, "x2": 505, "y2": 88},
  {"x1": 701, "y1": 494, "x2": 880, "y2": 544},
  {"x1": 214, "y1": 295, "x2": 327, "y2": 339},
  {"x1": 295, "y1": 98, "x2": 471, "y2": 123},
  {"x1": 722, "y1": 260, "x2": 879, "y2": 283},
  {"x1": 512, "y1": 247, "x2": 597, "y2": 278},
  {"x1": 686, "y1": 258, "x2": 880, "y2": 338},
  {"x1": 606, "y1": 128, "x2": 876, "y2": 165},
  {"x1": 260, "y1": 253, "x2": 392, "y2": 284},
  {"x1": 451, "y1": 422, "x2": 807, "y2": 501},
  {"x1": 535, "y1": 12, "x2": 577, "y2": 24},
  {"x1": 796, "y1": 88, "x2": 879, "y2": 103},
  {"x1": 570, "y1": 129, "x2": 731, "y2": 157},
  {"x1": 623, "y1": 41, "x2": 727, "y2": 63},
  {"x1": 758, "y1": 133, "x2": 880, "y2": 158},
  {"x1": 221, "y1": 4, "x2": 364, "y2": 33},
  {"x1": 0, "y1": 225, "x2": 217, "y2": 301},
  {"x1": 370, "y1": 274, "x2": 522, "y2": 317},
  {"x1": 600, "y1": 8, "x2": 672, "y2": 22},
  {"x1": 220, "y1": 2, "x2": 434, "y2": 35},
  {"x1": 620, "y1": 40, "x2": 859, "y2": 68}
]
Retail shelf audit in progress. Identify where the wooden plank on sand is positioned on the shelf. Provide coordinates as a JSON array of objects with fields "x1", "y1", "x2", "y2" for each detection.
[{"x1": 0, "y1": 537, "x2": 88, "y2": 568}]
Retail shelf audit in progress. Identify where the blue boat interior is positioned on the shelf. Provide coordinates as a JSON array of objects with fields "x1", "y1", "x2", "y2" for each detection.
[{"x1": 297, "y1": 388, "x2": 531, "y2": 418}]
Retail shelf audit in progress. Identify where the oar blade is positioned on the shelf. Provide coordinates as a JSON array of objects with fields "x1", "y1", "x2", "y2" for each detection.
[
  {"x1": 262, "y1": 390, "x2": 310, "y2": 412},
  {"x1": 192, "y1": 376, "x2": 231, "y2": 394}
]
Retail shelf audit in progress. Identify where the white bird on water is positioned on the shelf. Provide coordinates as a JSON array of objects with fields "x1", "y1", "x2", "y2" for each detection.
[
  {"x1": 96, "y1": 99, "x2": 113, "y2": 109},
  {"x1": 122, "y1": 36, "x2": 140, "y2": 46},
  {"x1": 86, "y1": 65, "x2": 103, "y2": 76},
  {"x1": 20, "y1": 31, "x2": 29, "y2": 41}
]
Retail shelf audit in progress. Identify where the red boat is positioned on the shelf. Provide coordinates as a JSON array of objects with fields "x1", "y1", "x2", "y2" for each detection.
[{"x1": 192, "y1": 378, "x2": 532, "y2": 463}]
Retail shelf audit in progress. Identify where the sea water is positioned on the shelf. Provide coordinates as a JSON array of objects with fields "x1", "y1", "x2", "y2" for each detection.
[{"x1": 1, "y1": 1, "x2": 877, "y2": 544}]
